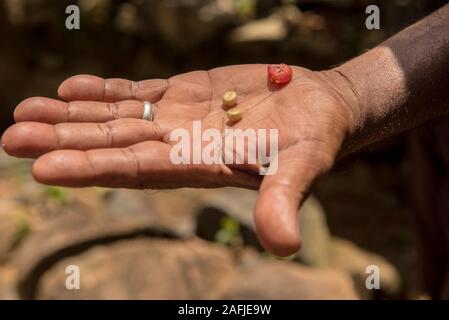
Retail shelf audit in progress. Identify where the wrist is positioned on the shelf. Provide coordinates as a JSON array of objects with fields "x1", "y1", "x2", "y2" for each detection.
[
  {"x1": 314, "y1": 68, "x2": 364, "y2": 155},
  {"x1": 327, "y1": 42, "x2": 414, "y2": 154},
  {"x1": 329, "y1": 4, "x2": 449, "y2": 155}
]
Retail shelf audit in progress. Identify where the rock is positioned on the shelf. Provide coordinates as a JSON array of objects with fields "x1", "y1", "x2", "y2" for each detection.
[
  {"x1": 195, "y1": 188, "x2": 260, "y2": 248},
  {"x1": 296, "y1": 196, "x2": 332, "y2": 267},
  {"x1": 35, "y1": 238, "x2": 358, "y2": 300},
  {"x1": 36, "y1": 238, "x2": 235, "y2": 299},
  {"x1": 195, "y1": 188, "x2": 400, "y2": 298},
  {"x1": 105, "y1": 188, "x2": 225, "y2": 238},
  {"x1": 199, "y1": 188, "x2": 400, "y2": 297},
  {"x1": 0, "y1": 266, "x2": 19, "y2": 299},
  {"x1": 329, "y1": 237, "x2": 401, "y2": 298},
  {"x1": 0, "y1": 151, "x2": 35, "y2": 192},
  {"x1": 230, "y1": 16, "x2": 287, "y2": 42},
  {"x1": 13, "y1": 212, "x2": 178, "y2": 299},
  {"x1": 0, "y1": 202, "x2": 31, "y2": 262},
  {"x1": 199, "y1": 188, "x2": 257, "y2": 229},
  {"x1": 219, "y1": 256, "x2": 359, "y2": 300},
  {"x1": 195, "y1": 188, "x2": 332, "y2": 262},
  {"x1": 129, "y1": 189, "x2": 203, "y2": 237},
  {"x1": 0, "y1": 151, "x2": 395, "y2": 300},
  {"x1": 141, "y1": 0, "x2": 224, "y2": 52}
]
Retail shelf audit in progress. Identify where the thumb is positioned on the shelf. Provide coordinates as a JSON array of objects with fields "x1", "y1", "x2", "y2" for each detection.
[{"x1": 254, "y1": 146, "x2": 332, "y2": 257}]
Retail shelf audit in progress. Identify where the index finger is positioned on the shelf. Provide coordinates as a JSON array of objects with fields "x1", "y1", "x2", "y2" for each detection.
[
  {"x1": 31, "y1": 141, "x2": 262, "y2": 189},
  {"x1": 58, "y1": 75, "x2": 168, "y2": 102}
]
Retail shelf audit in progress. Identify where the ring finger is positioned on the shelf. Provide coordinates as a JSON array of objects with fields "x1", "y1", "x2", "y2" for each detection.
[{"x1": 14, "y1": 97, "x2": 157, "y2": 124}]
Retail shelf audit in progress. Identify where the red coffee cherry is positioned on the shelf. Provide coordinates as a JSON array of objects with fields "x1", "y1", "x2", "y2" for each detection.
[{"x1": 267, "y1": 64, "x2": 293, "y2": 84}]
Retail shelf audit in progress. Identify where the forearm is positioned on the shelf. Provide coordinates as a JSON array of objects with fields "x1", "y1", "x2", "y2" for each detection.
[{"x1": 334, "y1": 3, "x2": 449, "y2": 152}]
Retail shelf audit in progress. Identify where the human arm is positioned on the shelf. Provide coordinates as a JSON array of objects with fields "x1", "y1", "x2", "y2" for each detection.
[{"x1": 2, "y1": 4, "x2": 449, "y2": 256}]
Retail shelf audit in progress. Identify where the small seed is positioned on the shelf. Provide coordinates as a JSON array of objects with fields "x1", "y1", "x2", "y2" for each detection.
[
  {"x1": 222, "y1": 90, "x2": 238, "y2": 108},
  {"x1": 226, "y1": 107, "x2": 243, "y2": 122}
]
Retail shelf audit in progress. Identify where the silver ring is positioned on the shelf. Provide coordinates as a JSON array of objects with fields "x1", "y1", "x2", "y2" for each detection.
[{"x1": 142, "y1": 101, "x2": 153, "y2": 121}]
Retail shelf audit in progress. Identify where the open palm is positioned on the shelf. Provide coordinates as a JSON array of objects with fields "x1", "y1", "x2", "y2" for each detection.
[{"x1": 2, "y1": 64, "x2": 356, "y2": 256}]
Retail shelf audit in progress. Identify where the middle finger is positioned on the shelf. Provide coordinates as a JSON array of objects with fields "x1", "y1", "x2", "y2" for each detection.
[{"x1": 2, "y1": 119, "x2": 164, "y2": 158}]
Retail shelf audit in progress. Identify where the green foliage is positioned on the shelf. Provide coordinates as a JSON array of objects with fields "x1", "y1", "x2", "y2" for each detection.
[
  {"x1": 44, "y1": 186, "x2": 70, "y2": 205},
  {"x1": 215, "y1": 216, "x2": 242, "y2": 247},
  {"x1": 263, "y1": 251, "x2": 297, "y2": 261},
  {"x1": 234, "y1": 0, "x2": 256, "y2": 19}
]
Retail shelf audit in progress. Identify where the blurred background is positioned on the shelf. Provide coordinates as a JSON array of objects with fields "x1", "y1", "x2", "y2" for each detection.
[{"x1": 0, "y1": 0, "x2": 447, "y2": 300}]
